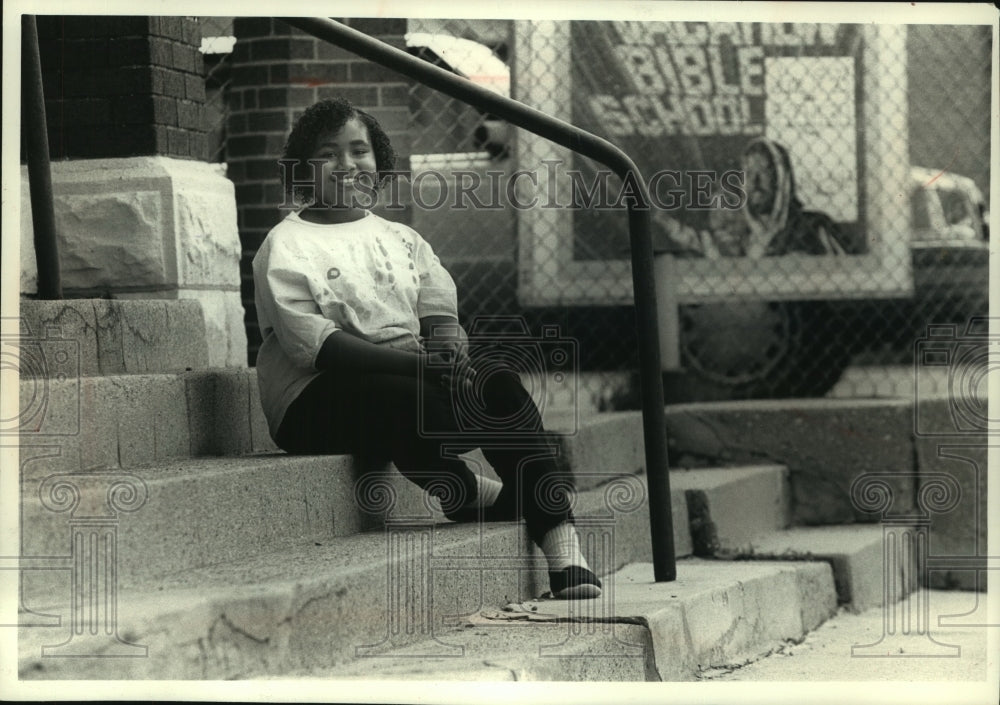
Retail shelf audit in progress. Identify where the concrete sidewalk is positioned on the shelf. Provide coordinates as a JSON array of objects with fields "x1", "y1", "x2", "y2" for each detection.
[{"x1": 702, "y1": 589, "x2": 992, "y2": 681}]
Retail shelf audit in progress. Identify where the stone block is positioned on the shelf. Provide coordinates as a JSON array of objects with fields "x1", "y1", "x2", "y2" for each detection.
[
  {"x1": 664, "y1": 399, "x2": 915, "y2": 525},
  {"x1": 21, "y1": 158, "x2": 246, "y2": 367},
  {"x1": 116, "y1": 289, "x2": 246, "y2": 368},
  {"x1": 178, "y1": 289, "x2": 246, "y2": 369},
  {"x1": 15, "y1": 299, "x2": 209, "y2": 376},
  {"x1": 19, "y1": 373, "x2": 192, "y2": 477},
  {"x1": 171, "y1": 165, "x2": 240, "y2": 288},
  {"x1": 53, "y1": 188, "x2": 171, "y2": 291}
]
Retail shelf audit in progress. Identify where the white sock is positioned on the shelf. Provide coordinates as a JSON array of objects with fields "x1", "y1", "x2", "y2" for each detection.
[
  {"x1": 540, "y1": 522, "x2": 589, "y2": 571},
  {"x1": 474, "y1": 474, "x2": 502, "y2": 508}
]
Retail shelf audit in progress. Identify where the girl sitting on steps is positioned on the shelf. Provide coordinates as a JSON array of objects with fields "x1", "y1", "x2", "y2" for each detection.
[{"x1": 252, "y1": 97, "x2": 601, "y2": 599}]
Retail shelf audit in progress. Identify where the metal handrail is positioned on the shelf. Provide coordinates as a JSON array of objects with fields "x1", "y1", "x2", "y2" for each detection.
[
  {"x1": 22, "y1": 15, "x2": 62, "y2": 300},
  {"x1": 281, "y1": 17, "x2": 676, "y2": 581}
]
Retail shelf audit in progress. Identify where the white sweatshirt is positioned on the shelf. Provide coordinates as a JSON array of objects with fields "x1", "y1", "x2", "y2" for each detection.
[{"x1": 252, "y1": 210, "x2": 458, "y2": 436}]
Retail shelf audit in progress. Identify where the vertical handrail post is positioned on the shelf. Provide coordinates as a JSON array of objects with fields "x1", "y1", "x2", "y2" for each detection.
[
  {"x1": 22, "y1": 14, "x2": 62, "y2": 300},
  {"x1": 628, "y1": 204, "x2": 676, "y2": 581}
]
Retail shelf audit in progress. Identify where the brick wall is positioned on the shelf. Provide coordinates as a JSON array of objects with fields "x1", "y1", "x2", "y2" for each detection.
[
  {"x1": 36, "y1": 16, "x2": 207, "y2": 160},
  {"x1": 227, "y1": 18, "x2": 412, "y2": 363}
]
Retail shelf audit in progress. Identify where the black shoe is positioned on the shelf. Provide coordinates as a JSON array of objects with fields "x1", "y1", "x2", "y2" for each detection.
[
  {"x1": 444, "y1": 485, "x2": 519, "y2": 523},
  {"x1": 549, "y1": 566, "x2": 602, "y2": 599}
]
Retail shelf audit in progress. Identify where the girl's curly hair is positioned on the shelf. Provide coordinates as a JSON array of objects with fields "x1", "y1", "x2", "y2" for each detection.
[{"x1": 281, "y1": 98, "x2": 397, "y2": 203}]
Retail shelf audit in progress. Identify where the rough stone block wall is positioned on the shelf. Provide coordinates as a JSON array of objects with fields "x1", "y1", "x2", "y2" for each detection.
[
  {"x1": 36, "y1": 16, "x2": 207, "y2": 160},
  {"x1": 226, "y1": 17, "x2": 412, "y2": 363}
]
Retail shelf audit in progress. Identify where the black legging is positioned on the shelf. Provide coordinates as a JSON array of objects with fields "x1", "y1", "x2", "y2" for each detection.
[{"x1": 275, "y1": 366, "x2": 574, "y2": 543}]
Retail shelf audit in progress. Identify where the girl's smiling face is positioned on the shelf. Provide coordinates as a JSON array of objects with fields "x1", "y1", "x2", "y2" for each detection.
[{"x1": 305, "y1": 116, "x2": 379, "y2": 222}]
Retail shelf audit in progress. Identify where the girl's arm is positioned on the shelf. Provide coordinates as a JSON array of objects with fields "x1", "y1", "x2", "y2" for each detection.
[
  {"x1": 315, "y1": 329, "x2": 421, "y2": 377},
  {"x1": 317, "y1": 330, "x2": 471, "y2": 390}
]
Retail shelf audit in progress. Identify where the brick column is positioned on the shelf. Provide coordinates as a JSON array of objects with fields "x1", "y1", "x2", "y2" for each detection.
[
  {"x1": 36, "y1": 16, "x2": 207, "y2": 160},
  {"x1": 24, "y1": 16, "x2": 247, "y2": 367},
  {"x1": 227, "y1": 18, "x2": 412, "y2": 363}
]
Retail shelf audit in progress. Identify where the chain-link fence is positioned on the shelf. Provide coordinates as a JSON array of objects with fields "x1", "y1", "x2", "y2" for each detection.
[
  {"x1": 402, "y1": 18, "x2": 990, "y2": 413},
  {"x1": 198, "y1": 17, "x2": 236, "y2": 162}
]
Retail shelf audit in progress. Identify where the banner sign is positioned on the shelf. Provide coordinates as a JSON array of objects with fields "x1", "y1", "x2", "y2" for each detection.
[
  {"x1": 571, "y1": 21, "x2": 861, "y2": 261},
  {"x1": 514, "y1": 21, "x2": 913, "y2": 305}
]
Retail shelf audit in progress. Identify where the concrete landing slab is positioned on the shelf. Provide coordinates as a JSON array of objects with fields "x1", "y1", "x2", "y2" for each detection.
[{"x1": 283, "y1": 558, "x2": 837, "y2": 682}]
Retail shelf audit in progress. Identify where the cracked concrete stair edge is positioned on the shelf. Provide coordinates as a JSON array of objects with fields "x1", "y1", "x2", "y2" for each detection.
[
  {"x1": 17, "y1": 298, "x2": 210, "y2": 377},
  {"x1": 19, "y1": 454, "x2": 691, "y2": 591},
  {"x1": 17, "y1": 371, "x2": 636, "y2": 487},
  {"x1": 18, "y1": 369, "x2": 277, "y2": 476},
  {"x1": 17, "y1": 475, "x2": 688, "y2": 680},
  {"x1": 276, "y1": 559, "x2": 838, "y2": 682}
]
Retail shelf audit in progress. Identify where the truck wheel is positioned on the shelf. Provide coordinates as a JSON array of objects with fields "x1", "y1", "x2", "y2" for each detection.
[{"x1": 667, "y1": 300, "x2": 852, "y2": 401}]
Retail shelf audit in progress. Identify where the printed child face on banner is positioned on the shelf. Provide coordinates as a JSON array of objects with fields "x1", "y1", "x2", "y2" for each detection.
[{"x1": 744, "y1": 146, "x2": 776, "y2": 217}]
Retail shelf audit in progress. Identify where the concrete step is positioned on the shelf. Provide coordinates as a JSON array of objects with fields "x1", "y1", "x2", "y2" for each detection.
[
  {"x1": 667, "y1": 465, "x2": 913, "y2": 611},
  {"x1": 715, "y1": 525, "x2": 919, "y2": 612},
  {"x1": 19, "y1": 457, "x2": 691, "y2": 594},
  {"x1": 18, "y1": 477, "x2": 686, "y2": 680},
  {"x1": 16, "y1": 372, "x2": 625, "y2": 476},
  {"x1": 18, "y1": 369, "x2": 276, "y2": 474},
  {"x1": 20, "y1": 555, "x2": 836, "y2": 682},
  {"x1": 319, "y1": 559, "x2": 838, "y2": 682},
  {"x1": 15, "y1": 299, "x2": 209, "y2": 377},
  {"x1": 669, "y1": 466, "x2": 789, "y2": 555}
]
